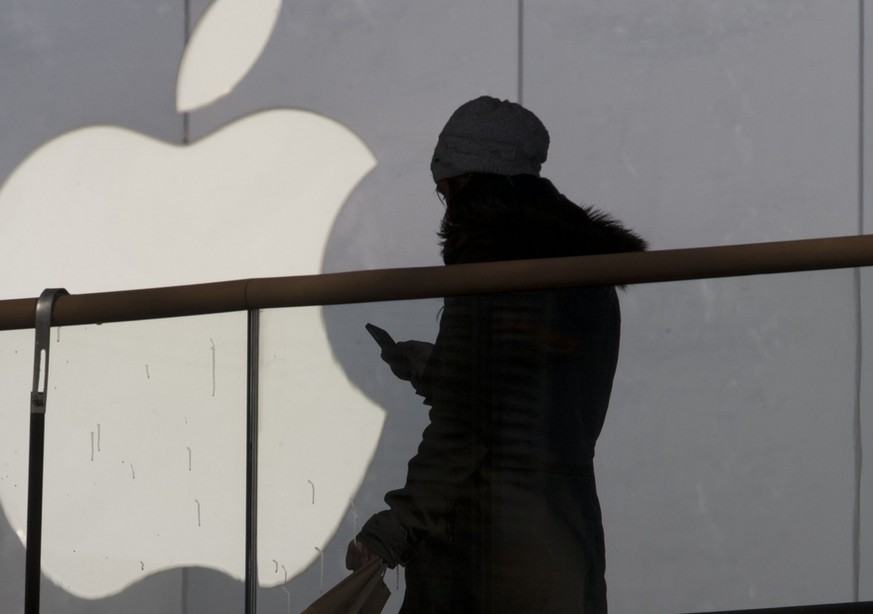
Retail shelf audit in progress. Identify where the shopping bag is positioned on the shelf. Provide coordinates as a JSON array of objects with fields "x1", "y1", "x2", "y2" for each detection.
[{"x1": 301, "y1": 556, "x2": 390, "y2": 614}]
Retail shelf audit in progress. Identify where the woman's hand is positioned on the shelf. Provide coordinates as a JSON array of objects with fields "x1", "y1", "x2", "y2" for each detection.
[
  {"x1": 381, "y1": 340, "x2": 434, "y2": 387},
  {"x1": 345, "y1": 539, "x2": 379, "y2": 571}
]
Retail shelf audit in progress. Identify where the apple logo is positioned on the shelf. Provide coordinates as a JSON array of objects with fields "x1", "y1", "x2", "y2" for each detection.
[{"x1": 0, "y1": 0, "x2": 385, "y2": 598}]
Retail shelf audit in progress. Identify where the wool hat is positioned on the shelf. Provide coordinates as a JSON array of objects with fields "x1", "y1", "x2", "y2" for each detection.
[{"x1": 430, "y1": 96, "x2": 550, "y2": 182}]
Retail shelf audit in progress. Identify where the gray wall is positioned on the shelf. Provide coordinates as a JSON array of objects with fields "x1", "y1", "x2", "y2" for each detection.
[{"x1": 1, "y1": 1, "x2": 871, "y2": 612}]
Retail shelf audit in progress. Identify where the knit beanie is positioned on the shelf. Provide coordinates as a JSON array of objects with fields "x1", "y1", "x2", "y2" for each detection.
[{"x1": 430, "y1": 96, "x2": 550, "y2": 183}]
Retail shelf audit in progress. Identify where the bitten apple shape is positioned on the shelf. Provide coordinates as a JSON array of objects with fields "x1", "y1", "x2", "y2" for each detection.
[{"x1": 0, "y1": 68, "x2": 383, "y2": 604}]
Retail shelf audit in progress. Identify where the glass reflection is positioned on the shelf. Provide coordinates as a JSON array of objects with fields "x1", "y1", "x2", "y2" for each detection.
[
  {"x1": 263, "y1": 270, "x2": 858, "y2": 613},
  {"x1": 256, "y1": 305, "x2": 386, "y2": 595},
  {"x1": 0, "y1": 268, "x2": 861, "y2": 613},
  {"x1": 0, "y1": 313, "x2": 248, "y2": 602}
]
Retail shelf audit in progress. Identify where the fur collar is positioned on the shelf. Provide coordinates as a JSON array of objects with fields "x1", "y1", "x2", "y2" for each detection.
[{"x1": 440, "y1": 176, "x2": 646, "y2": 265}]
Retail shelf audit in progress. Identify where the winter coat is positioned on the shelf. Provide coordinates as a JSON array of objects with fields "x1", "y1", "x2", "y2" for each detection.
[{"x1": 359, "y1": 175, "x2": 646, "y2": 613}]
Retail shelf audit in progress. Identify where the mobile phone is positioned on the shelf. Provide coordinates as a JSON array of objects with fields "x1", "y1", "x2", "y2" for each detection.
[{"x1": 365, "y1": 323, "x2": 397, "y2": 352}]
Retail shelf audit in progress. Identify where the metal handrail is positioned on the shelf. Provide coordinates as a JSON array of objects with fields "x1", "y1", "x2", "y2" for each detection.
[{"x1": 2, "y1": 234, "x2": 873, "y2": 331}]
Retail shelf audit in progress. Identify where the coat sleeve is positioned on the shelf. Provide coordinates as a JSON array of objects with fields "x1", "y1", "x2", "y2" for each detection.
[{"x1": 358, "y1": 295, "x2": 489, "y2": 568}]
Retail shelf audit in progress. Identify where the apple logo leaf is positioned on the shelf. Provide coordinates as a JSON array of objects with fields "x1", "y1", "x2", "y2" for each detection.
[{"x1": 176, "y1": 0, "x2": 283, "y2": 113}]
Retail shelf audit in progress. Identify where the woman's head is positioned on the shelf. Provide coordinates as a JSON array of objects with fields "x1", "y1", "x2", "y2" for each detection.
[{"x1": 430, "y1": 96, "x2": 550, "y2": 184}]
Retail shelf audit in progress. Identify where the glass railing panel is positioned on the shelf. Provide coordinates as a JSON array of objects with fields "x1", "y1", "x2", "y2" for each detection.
[
  {"x1": 0, "y1": 312, "x2": 248, "y2": 613},
  {"x1": 602, "y1": 268, "x2": 858, "y2": 612},
  {"x1": 255, "y1": 269, "x2": 860, "y2": 614},
  {"x1": 254, "y1": 298, "x2": 441, "y2": 612},
  {"x1": 0, "y1": 265, "x2": 863, "y2": 614}
]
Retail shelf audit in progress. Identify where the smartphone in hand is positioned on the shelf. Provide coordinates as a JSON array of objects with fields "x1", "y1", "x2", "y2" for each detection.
[{"x1": 365, "y1": 323, "x2": 397, "y2": 353}]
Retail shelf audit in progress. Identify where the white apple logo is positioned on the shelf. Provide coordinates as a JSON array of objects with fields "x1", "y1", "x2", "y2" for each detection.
[{"x1": 0, "y1": 0, "x2": 384, "y2": 598}]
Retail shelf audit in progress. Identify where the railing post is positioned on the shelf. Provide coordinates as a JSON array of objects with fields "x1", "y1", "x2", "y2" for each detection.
[
  {"x1": 245, "y1": 308, "x2": 260, "y2": 614},
  {"x1": 25, "y1": 288, "x2": 67, "y2": 614}
]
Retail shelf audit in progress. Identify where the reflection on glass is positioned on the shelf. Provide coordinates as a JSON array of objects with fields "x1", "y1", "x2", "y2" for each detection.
[
  {"x1": 261, "y1": 270, "x2": 859, "y2": 613},
  {"x1": 256, "y1": 305, "x2": 385, "y2": 596},
  {"x1": 0, "y1": 313, "x2": 247, "y2": 598},
  {"x1": 601, "y1": 271, "x2": 858, "y2": 612},
  {"x1": 0, "y1": 269, "x2": 862, "y2": 613}
]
